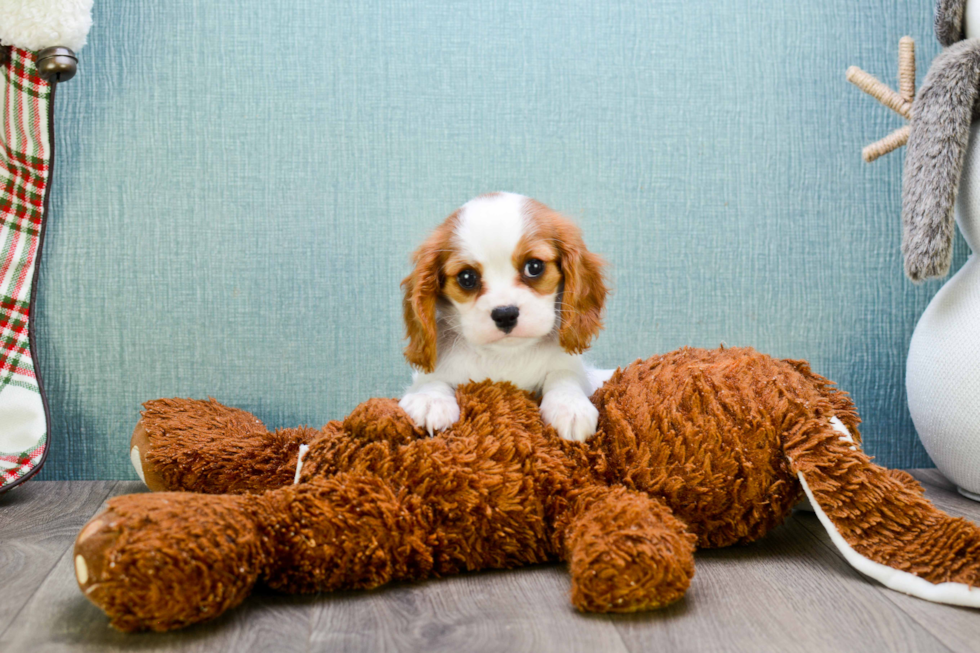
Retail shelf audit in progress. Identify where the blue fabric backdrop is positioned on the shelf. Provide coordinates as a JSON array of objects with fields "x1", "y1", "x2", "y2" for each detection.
[{"x1": 35, "y1": 0, "x2": 965, "y2": 479}]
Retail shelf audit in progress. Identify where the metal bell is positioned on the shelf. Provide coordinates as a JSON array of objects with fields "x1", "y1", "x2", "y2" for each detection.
[{"x1": 35, "y1": 46, "x2": 78, "y2": 83}]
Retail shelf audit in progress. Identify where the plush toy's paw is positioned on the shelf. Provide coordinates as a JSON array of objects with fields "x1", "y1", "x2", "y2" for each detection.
[
  {"x1": 132, "y1": 397, "x2": 270, "y2": 492},
  {"x1": 540, "y1": 388, "x2": 599, "y2": 442},
  {"x1": 344, "y1": 397, "x2": 428, "y2": 444},
  {"x1": 131, "y1": 398, "x2": 315, "y2": 493},
  {"x1": 74, "y1": 493, "x2": 265, "y2": 632},
  {"x1": 399, "y1": 389, "x2": 460, "y2": 435},
  {"x1": 566, "y1": 489, "x2": 697, "y2": 612}
]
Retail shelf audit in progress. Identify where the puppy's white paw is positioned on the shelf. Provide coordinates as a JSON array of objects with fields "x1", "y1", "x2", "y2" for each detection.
[
  {"x1": 399, "y1": 390, "x2": 460, "y2": 435},
  {"x1": 540, "y1": 389, "x2": 599, "y2": 442}
]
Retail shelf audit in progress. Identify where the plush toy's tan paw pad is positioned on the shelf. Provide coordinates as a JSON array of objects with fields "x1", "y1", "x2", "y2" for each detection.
[
  {"x1": 129, "y1": 445, "x2": 146, "y2": 483},
  {"x1": 73, "y1": 509, "x2": 123, "y2": 606},
  {"x1": 130, "y1": 420, "x2": 168, "y2": 491}
]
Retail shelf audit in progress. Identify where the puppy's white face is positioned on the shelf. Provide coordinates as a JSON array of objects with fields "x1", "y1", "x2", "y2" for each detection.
[
  {"x1": 442, "y1": 193, "x2": 562, "y2": 349},
  {"x1": 402, "y1": 192, "x2": 606, "y2": 374}
]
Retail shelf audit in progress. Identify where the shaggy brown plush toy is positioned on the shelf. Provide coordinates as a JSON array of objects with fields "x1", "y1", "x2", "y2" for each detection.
[{"x1": 73, "y1": 347, "x2": 980, "y2": 632}]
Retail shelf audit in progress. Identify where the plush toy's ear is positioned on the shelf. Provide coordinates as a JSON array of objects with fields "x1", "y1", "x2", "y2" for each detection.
[
  {"x1": 401, "y1": 215, "x2": 456, "y2": 373},
  {"x1": 787, "y1": 415, "x2": 980, "y2": 609},
  {"x1": 548, "y1": 213, "x2": 608, "y2": 355},
  {"x1": 936, "y1": 0, "x2": 968, "y2": 47},
  {"x1": 902, "y1": 39, "x2": 980, "y2": 281}
]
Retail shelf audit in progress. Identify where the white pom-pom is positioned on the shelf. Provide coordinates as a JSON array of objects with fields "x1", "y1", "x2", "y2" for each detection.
[{"x1": 0, "y1": 0, "x2": 94, "y2": 52}]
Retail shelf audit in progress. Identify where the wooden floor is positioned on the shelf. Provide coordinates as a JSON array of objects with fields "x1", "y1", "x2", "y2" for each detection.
[{"x1": 2, "y1": 472, "x2": 978, "y2": 653}]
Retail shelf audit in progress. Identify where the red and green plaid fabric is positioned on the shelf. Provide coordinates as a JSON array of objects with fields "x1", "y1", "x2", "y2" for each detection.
[{"x1": 0, "y1": 47, "x2": 52, "y2": 490}]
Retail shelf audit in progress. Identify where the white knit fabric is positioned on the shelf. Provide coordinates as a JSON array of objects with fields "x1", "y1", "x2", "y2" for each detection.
[
  {"x1": 0, "y1": 385, "x2": 45, "y2": 460},
  {"x1": 907, "y1": 123, "x2": 980, "y2": 500},
  {"x1": 956, "y1": 124, "x2": 980, "y2": 253},
  {"x1": 799, "y1": 473, "x2": 980, "y2": 606},
  {"x1": 0, "y1": 0, "x2": 93, "y2": 52}
]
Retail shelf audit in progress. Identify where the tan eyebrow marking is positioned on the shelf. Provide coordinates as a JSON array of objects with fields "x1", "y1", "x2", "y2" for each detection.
[{"x1": 513, "y1": 230, "x2": 561, "y2": 295}]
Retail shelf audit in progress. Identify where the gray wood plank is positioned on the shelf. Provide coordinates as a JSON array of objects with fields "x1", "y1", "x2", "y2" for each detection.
[
  {"x1": 7, "y1": 481, "x2": 624, "y2": 653},
  {"x1": 0, "y1": 480, "x2": 119, "y2": 635},
  {"x1": 799, "y1": 470, "x2": 980, "y2": 653},
  {"x1": 612, "y1": 517, "x2": 951, "y2": 653},
  {"x1": 4, "y1": 479, "x2": 970, "y2": 653},
  {"x1": 309, "y1": 565, "x2": 629, "y2": 653},
  {"x1": 910, "y1": 470, "x2": 980, "y2": 522},
  {"x1": 909, "y1": 468, "x2": 961, "y2": 494},
  {"x1": 1, "y1": 480, "x2": 314, "y2": 653},
  {"x1": 911, "y1": 472, "x2": 980, "y2": 519},
  {"x1": 2, "y1": 549, "x2": 318, "y2": 653},
  {"x1": 0, "y1": 479, "x2": 113, "y2": 536}
]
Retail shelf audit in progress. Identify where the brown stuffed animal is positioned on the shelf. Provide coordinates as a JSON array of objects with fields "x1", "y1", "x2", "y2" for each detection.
[{"x1": 73, "y1": 347, "x2": 980, "y2": 632}]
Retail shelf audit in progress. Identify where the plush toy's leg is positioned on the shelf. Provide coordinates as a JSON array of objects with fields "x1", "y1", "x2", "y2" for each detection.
[
  {"x1": 560, "y1": 486, "x2": 697, "y2": 612},
  {"x1": 250, "y1": 472, "x2": 440, "y2": 595},
  {"x1": 76, "y1": 476, "x2": 421, "y2": 632},
  {"x1": 131, "y1": 398, "x2": 323, "y2": 493},
  {"x1": 72, "y1": 476, "x2": 408, "y2": 632},
  {"x1": 290, "y1": 397, "x2": 429, "y2": 482},
  {"x1": 785, "y1": 417, "x2": 980, "y2": 607},
  {"x1": 131, "y1": 397, "x2": 428, "y2": 492},
  {"x1": 74, "y1": 491, "x2": 267, "y2": 632},
  {"x1": 75, "y1": 461, "x2": 548, "y2": 632}
]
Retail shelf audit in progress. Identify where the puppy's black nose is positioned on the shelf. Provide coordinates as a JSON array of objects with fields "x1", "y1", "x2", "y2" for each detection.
[{"x1": 491, "y1": 305, "x2": 520, "y2": 333}]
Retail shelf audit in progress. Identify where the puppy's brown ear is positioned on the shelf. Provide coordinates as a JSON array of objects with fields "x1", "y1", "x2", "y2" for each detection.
[
  {"x1": 554, "y1": 216, "x2": 607, "y2": 354},
  {"x1": 401, "y1": 216, "x2": 455, "y2": 372}
]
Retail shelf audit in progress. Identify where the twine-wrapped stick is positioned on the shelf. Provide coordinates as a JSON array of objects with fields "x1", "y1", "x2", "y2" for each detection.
[{"x1": 847, "y1": 36, "x2": 916, "y2": 163}]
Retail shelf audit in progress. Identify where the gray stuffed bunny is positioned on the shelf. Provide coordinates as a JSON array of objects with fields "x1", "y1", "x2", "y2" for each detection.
[
  {"x1": 903, "y1": 0, "x2": 980, "y2": 279},
  {"x1": 899, "y1": 0, "x2": 980, "y2": 502}
]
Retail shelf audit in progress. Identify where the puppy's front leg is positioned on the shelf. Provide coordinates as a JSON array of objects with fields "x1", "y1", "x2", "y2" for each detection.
[
  {"x1": 399, "y1": 379, "x2": 460, "y2": 436},
  {"x1": 540, "y1": 370, "x2": 599, "y2": 442}
]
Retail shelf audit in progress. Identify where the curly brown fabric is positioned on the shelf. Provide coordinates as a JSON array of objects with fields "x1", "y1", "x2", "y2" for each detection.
[
  {"x1": 564, "y1": 486, "x2": 696, "y2": 612},
  {"x1": 134, "y1": 398, "x2": 317, "y2": 493},
  {"x1": 785, "y1": 419, "x2": 980, "y2": 587},
  {"x1": 75, "y1": 347, "x2": 980, "y2": 632},
  {"x1": 74, "y1": 493, "x2": 265, "y2": 632}
]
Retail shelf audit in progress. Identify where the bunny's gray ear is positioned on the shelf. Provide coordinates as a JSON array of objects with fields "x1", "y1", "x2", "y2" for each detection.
[
  {"x1": 902, "y1": 39, "x2": 980, "y2": 280},
  {"x1": 936, "y1": 0, "x2": 968, "y2": 46}
]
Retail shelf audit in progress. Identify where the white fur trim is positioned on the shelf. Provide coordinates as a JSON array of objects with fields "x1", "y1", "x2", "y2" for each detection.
[
  {"x1": 587, "y1": 367, "x2": 615, "y2": 394},
  {"x1": 0, "y1": 0, "x2": 93, "y2": 52},
  {"x1": 799, "y1": 473, "x2": 980, "y2": 608},
  {"x1": 293, "y1": 444, "x2": 310, "y2": 485},
  {"x1": 130, "y1": 446, "x2": 146, "y2": 484},
  {"x1": 0, "y1": 385, "x2": 45, "y2": 453},
  {"x1": 829, "y1": 416, "x2": 858, "y2": 451},
  {"x1": 74, "y1": 554, "x2": 88, "y2": 584}
]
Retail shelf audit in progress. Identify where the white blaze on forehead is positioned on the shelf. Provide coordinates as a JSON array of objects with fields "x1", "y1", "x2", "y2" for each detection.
[
  {"x1": 444, "y1": 192, "x2": 558, "y2": 347},
  {"x1": 454, "y1": 193, "x2": 530, "y2": 263}
]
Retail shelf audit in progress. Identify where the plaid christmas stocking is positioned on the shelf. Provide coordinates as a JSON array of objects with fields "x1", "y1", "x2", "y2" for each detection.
[{"x1": 0, "y1": 47, "x2": 55, "y2": 492}]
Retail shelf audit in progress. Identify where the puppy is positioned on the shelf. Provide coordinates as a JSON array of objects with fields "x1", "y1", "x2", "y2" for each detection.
[{"x1": 399, "y1": 192, "x2": 611, "y2": 441}]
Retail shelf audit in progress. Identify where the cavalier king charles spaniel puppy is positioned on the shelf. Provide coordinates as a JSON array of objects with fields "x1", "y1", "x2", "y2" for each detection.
[{"x1": 399, "y1": 192, "x2": 611, "y2": 442}]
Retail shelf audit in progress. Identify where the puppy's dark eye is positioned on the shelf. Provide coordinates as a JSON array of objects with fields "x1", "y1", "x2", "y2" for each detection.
[
  {"x1": 456, "y1": 269, "x2": 479, "y2": 290},
  {"x1": 523, "y1": 258, "x2": 545, "y2": 278}
]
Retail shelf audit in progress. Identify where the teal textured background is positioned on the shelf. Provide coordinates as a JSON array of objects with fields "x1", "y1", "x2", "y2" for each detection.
[{"x1": 35, "y1": 0, "x2": 966, "y2": 480}]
